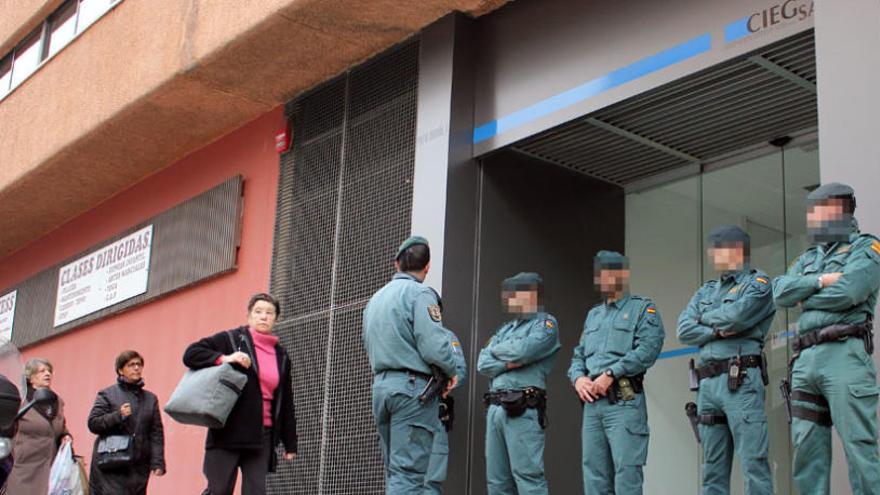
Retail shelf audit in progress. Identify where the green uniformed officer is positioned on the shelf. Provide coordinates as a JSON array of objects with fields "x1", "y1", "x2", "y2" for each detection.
[
  {"x1": 773, "y1": 183, "x2": 880, "y2": 495},
  {"x1": 568, "y1": 251, "x2": 665, "y2": 495},
  {"x1": 477, "y1": 272, "x2": 560, "y2": 495},
  {"x1": 363, "y1": 236, "x2": 461, "y2": 494},
  {"x1": 424, "y1": 325, "x2": 467, "y2": 495},
  {"x1": 677, "y1": 225, "x2": 775, "y2": 495}
]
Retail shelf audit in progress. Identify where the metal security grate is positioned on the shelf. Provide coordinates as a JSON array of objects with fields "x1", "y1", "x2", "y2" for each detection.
[
  {"x1": 269, "y1": 38, "x2": 419, "y2": 495},
  {"x1": 512, "y1": 30, "x2": 818, "y2": 186}
]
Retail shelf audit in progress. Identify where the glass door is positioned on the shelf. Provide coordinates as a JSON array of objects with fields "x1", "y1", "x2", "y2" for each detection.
[{"x1": 628, "y1": 140, "x2": 819, "y2": 494}]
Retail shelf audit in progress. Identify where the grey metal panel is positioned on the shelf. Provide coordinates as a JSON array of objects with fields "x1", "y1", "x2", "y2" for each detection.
[
  {"x1": 5, "y1": 175, "x2": 243, "y2": 347},
  {"x1": 814, "y1": 1, "x2": 880, "y2": 491},
  {"x1": 472, "y1": 0, "x2": 816, "y2": 155},
  {"x1": 269, "y1": 39, "x2": 419, "y2": 495},
  {"x1": 510, "y1": 30, "x2": 817, "y2": 186}
]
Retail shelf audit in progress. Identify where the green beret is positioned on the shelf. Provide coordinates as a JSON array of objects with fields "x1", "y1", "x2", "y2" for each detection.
[
  {"x1": 707, "y1": 225, "x2": 750, "y2": 248},
  {"x1": 807, "y1": 182, "x2": 856, "y2": 206},
  {"x1": 594, "y1": 250, "x2": 628, "y2": 270},
  {"x1": 502, "y1": 272, "x2": 544, "y2": 291},
  {"x1": 395, "y1": 236, "x2": 429, "y2": 260}
]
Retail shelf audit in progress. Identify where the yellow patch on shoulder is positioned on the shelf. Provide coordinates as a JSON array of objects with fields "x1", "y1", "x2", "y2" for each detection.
[
  {"x1": 545, "y1": 320, "x2": 555, "y2": 329},
  {"x1": 646, "y1": 307, "x2": 656, "y2": 314},
  {"x1": 451, "y1": 341, "x2": 460, "y2": 347},
  {"x1": 871, "y1": 241, "x2": 880, "y2": 256},
  {"x1": 756, "y1": 277, "x2": 768, "y2": 284}
]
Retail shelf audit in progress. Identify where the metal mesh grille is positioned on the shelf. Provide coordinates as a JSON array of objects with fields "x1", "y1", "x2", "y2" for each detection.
[
  {"x1": 512, "y1": 30, "x2": 817, "y2": 186},
  {"x1": 269, "y1": 38, "x2": 419, "y2": 495},
  {"x1": 4, "y1": 176, "x2": 243, "y2": 346}
]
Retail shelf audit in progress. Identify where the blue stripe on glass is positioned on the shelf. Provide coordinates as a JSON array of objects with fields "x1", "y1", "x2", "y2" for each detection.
[
  {"x1": 724, "y1": 16, "x2": 752, "y2": 43},
  {"x1": 472, "y1": 33, "x2": 712, "y2": 144},
  {"x1": 657, "y1": 346, "x2": 700, "y2": 360}
]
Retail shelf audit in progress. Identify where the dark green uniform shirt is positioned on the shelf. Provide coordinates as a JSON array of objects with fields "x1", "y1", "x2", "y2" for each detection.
[{"x1": 773, "y1": 231, "x2": 880, "y2": 334}]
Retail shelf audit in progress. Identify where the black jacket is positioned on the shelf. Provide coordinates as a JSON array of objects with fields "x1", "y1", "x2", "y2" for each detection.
[
  {"x1": 87, "y1": 379, "x2": 165, "y2": 495},
  {"x1": 183, "y1": 326, "x2": 297, "y2": 467}
]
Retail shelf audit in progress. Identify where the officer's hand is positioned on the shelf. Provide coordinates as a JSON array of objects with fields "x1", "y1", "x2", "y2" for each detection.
[
  {"x1": 442, "y1": 376, "x2": 459, "y2": 398},
  {"x1": 223, "y1": 352, "x2": 252, "y2": 368},
  {"x1": 591, "y1": 374, "x2": 614, "y2": 397},
  {"x1": 151, "y1": 469, "x2": 165, "y2": 477},
  {"x1": 719, "y1": 330, "x2": 736, "y2": 338},
  {"x1": 820, "y1": 272, "x2": 843, "y2": 288},
  {"x1": 283, "y1": 452, "x2": 296, "y2": 461},
  {"x1": 505, "y1": 362, "x2": 523, "y2": 370},
  {"x1": 574, "y1": 376, "x2": 597, "y2": 403}
]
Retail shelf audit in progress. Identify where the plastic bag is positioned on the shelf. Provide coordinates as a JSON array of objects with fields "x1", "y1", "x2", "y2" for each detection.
[{"x1": 48, "y1": 442, "x2": 85, "y2": 495}]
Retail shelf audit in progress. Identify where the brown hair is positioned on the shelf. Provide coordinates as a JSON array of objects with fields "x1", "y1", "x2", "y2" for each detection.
[
  {"x1": 247, "y1": 293, "x2": 280, "y2": 317},
  {"x1": 115, "y1": 350, "x2": 144, "y2": 375}
]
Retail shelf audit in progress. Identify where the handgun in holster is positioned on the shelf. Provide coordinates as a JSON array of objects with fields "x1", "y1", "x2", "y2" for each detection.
[
  {"x1": 759, "y1": 352, "x2": 769, "y2": 386},
  {"x1": 418, "y1": 365, "x2": 449, "y2": 404},
  {"x1": 685, "y1": 402, "x2": 701, "y2": 443},
  {"x1": 439, "y1": 396, "x2": 454, "y2": 431},
  {"x1": 727, "y1": 354, "x2": 743, "y2": 392},
  {"x1": 780, "y1": 379, "x2": 792, "y2": 423},
  {"x1": 688, "y1": 359, "x2": 699, "y2": 391}
]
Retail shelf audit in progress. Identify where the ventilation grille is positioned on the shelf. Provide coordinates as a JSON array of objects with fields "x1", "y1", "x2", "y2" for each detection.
[
  {"x1": 512, "y1": 30, "x2": 817, "y2": 186},
  {"x1": 268, "y1": 39, "x2": 419, "y2": 495}
]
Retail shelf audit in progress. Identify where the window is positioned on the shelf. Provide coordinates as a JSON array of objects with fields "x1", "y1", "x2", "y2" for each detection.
[
  {"x1": 9, "y1": 29, "x2": 43, "y2": 89},
  {"x1": 76, "y1": 0, "x2": 117, "y2": 32},
  {"x1": 0, "y1": 0, "x2": 122, "y2": 100},
  {"x1": 0, "y1": 56, "x2": 11, "y2": 98},
  {"x1": 45, "y1": 0, "x2": 78, "y2": 60}
]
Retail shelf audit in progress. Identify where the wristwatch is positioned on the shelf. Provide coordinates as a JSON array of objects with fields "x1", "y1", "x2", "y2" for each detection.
[
  {"x1": 604, "y1": 369, "x2": 614, "y2": 379},
  {"x1": 817, "y1": 275, "x2": 823, "y2": 289}
]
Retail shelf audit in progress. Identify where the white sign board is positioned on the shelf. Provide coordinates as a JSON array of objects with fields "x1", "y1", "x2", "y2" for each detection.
[
  {"x1": 0, "y1": 290, "x2": 16, "y2": 343},
  {"x1": 54, "y1": 225, "x2": 153, "y2": 327}
]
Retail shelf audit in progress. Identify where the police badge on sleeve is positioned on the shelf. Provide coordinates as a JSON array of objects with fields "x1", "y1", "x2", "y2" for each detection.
[{"x1": 428, "y1": 304, "x2": 442, "y2": 322}]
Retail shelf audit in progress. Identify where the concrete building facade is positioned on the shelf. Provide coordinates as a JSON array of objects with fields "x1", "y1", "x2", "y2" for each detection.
[{"x1": 1, "y1": 0, "x2": 877, "y2": 493}]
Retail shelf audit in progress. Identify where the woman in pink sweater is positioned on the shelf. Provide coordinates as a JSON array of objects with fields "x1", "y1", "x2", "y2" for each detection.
[{"x1": 184, "y1": 293, "x2": 297, "y2": 495}]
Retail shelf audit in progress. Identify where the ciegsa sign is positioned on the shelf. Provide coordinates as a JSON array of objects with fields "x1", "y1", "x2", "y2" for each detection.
[{"x1": 54, "y1": 226, "x2": 153, "y2": 327}]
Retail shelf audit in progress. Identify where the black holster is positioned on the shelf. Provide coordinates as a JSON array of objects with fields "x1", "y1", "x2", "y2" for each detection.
[
  {"x1": 484, "y1": 387, "x2": 548, "y2": 429},
  {"x1": 439, "y1": 396, "x2": 454, "y2": 432}
]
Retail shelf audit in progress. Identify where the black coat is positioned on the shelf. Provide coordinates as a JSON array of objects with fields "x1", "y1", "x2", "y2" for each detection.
[
  {"x1": 87, "y1": 379, "x2": 165, "y2": 495},
  {"x1": 183, "y1": 326, "x2": 297, "y2": 468}
]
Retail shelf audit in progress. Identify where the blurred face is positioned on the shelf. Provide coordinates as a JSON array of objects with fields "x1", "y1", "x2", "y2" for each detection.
[
  {"x1": 709, "y1": 244, "x2": 746, "y2": 272},
  {"x1": 248, "y1": 300, "x2": 278, "y2": 334},
  {"x1": 118, "y1": 358, "x2": 144, "y2": 383},
  {"x1": 595, "y1": 269, "x2": 630, "y2": 297},
  {"x1": 28, "y1": 365, "x2": 52, "y2": 389},
  {"x1": 807, "y1": 200, "x2": 846, "y2": 228},
  {"x1": 503, "y1": 289, "x2": 539, "y2": 315}
]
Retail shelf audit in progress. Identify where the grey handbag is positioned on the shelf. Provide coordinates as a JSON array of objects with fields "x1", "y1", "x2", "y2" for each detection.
[{"x1": 164, "y1": 332, "x2": 248, "y2": 428}]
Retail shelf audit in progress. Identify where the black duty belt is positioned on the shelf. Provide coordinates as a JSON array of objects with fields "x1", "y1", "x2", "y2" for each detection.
[
  {"x1": 792, "y1": 322, "x2": 873, "y2": 354},
  {"x1": 696, "y1": 355, "x2": 762, "y2": 381},
  {"x1": 484, "y1": 387, "x2": 546, "y2": 406},
  {"x1": 386, "y1": 369, "x2": 432, "y2": 381}
]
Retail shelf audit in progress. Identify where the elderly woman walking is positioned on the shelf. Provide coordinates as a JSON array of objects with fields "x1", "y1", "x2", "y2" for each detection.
[{"x1": 6, "y1": 358, "x2": 71, "y2": 495}]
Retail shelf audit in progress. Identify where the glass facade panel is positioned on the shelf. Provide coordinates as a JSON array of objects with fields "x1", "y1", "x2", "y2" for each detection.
[{"x1": 628, "y1": 142, "x2": 819, "y2": 494}]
